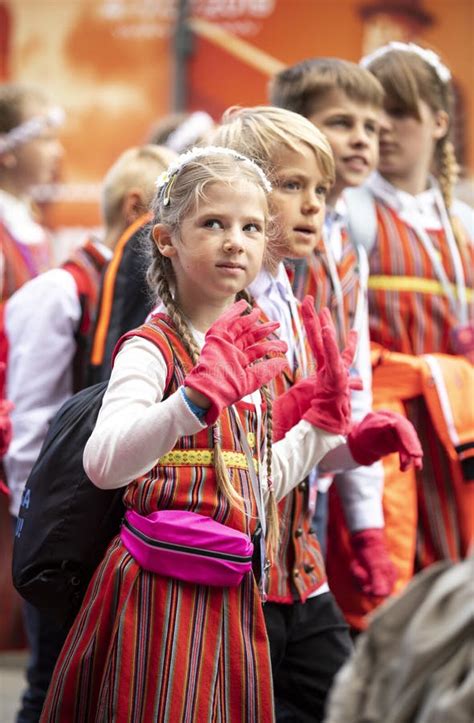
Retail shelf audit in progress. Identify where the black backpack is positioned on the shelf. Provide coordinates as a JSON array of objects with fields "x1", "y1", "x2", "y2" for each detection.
[
  {"x1": 12, "y1": 381, "x2": 121, "y2": 620},
  {"x1": 12, "y1": 321, "x2": 173, "y2": 620}
]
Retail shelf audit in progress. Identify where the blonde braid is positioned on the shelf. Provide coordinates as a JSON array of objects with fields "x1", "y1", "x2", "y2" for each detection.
[
  {"x1": 261, "y1": 385, "x2": 279, "y2": 560},
  {"x1": 436, "y1": 137, "x2": 459, "y2": 211},
  {"x1": 236, "y1": 289, "x2": 279, "y2": 555},
  {"x1": 436, "y1": 137, "x2": 469, "y2": 262}
]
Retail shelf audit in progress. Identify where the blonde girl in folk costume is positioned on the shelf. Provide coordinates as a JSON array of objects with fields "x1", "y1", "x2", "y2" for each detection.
[
  {"x1": 40, "y1": 147, "x2": 355, "y2": 723},
  {"x1": 211, "y1": 108, "x2": 422, "y2": 722},
  {"x1": 345, "y1": 43, "x2": 473, "y2": 620}
]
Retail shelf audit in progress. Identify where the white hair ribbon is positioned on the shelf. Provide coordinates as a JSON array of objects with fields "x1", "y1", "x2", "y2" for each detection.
[{"x1": 361, "y1": 42, "x2": 451, "y2": 84}]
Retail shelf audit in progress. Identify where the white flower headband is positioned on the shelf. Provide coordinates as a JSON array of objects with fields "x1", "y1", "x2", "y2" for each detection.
[
  {"x1": 360, "y1": 42, "x2": 451, "y2": 84},
  {"x1": 0, "y1": 106, "x2": 65, "y2": 155},
  {"x1": 155, "y1": 145, "x2": 272, "y2": 206}
]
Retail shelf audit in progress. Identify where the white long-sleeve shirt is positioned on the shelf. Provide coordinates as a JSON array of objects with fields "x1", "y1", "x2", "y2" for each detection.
[
  {"x1": 5, "y1": 242, "x2": 111, "y2": 517},
  {"x1": 83, "y1": 335, "x2": 345, "y2": 502}
]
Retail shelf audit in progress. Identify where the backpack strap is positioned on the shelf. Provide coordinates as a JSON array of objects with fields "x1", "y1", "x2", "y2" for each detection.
[
  {"x1": 63, "y1": 242, "x2": 110, "y2": 392},
  {"x1": 344, "y1": 186, "x2": 378, "y2": 257},
  {"x1": 112, "y1": 314, "x2": 175, "y2": 392}
]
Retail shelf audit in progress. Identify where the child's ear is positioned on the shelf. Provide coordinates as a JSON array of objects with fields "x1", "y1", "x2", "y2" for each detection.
[
  {"x1": 121, "y1": 189, "x2": 146, "y2": 226},
  {"x1": 433, "y1": 110, "x2": 449, "y2": 141},
  {"x1": 152, "y1": 224, "x2": 177, "y2": 258}
]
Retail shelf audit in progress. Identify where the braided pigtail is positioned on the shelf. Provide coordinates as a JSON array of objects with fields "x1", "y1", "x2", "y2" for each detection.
[
  {"x1": 436, "y1": 136, "x2": 458, "y2": 211},
  {"x1": 436, "y1": 136, "x2": 470, "y2": 263},
  {"x1": 150, "y1": 240, "x2": 245, "y2": 511},
  {"x1": 261, "y1": 385, "x2": 279, "y2": 560},
  {"x1": 212, "y1": 424, "x2": 246, "y2": 511}
]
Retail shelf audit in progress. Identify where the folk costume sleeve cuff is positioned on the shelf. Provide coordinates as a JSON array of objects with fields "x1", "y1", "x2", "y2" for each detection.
[
  {"x1": 334, "y1": 461, "x2": 384, "y2": 531},
  {"x1": 271, "y1": 420, "x2": 345, "y2": 502},
  {"x1": 179, "y1": 386, "x2": 208, "y2": 421},
  {"x1": 315, "y1": 440, "x2": 384, "y2": 530},
  {"x1": 83, "y1": 337, "x2": 206, "y2": 490}
]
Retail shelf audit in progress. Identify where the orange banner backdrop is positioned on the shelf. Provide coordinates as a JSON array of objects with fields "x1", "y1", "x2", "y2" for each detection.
[{"x1": 1, "y1": 0, "x2": 473, "y2": 235}]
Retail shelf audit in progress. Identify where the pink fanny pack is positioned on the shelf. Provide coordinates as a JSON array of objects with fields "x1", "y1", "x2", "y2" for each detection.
[{"x1": 121, "y1": 509, "x2": 254, "y2": 588}]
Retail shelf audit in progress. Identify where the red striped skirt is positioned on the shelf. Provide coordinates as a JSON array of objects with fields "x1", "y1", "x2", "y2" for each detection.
[{"x1": 40, "y1": 536, "x2": 274, "y2": 723}]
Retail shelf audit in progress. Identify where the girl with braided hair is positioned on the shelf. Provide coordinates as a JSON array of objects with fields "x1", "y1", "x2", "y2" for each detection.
[
  {"x1": 360, "y1": 42, "x2": 473, "y2": 360},
  {"x1": 40, "y1": 147, "x2": 354, "y2": 723},
  {"x1": 326, "y1": 43, "x2": 474, "y2": 626}
]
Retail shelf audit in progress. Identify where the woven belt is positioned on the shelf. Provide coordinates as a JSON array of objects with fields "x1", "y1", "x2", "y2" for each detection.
[
  {"x1": 368, "y1": 275, "x2": 474, "y2": 300},
  {"x1": 158, "y1": 449, "x2": 258, "y2": 471}
]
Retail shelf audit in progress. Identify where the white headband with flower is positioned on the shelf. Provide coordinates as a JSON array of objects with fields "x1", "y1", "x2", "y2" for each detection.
[
  {"x1": 0, "y1": 106, "x2": 65, "y2": 155},
  {"x1": 156, "y1": 145, "x2": 272, "y2": 206},
  {"x1": 360, "y1": 42, "x2": 451, "y2": 84}
]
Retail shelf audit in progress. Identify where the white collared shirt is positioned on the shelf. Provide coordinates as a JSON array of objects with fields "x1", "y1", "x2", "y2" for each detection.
[
  {"x1": 5, "y1": 240, "x2": 112, "y2": 516},
  {"x1": 249, "y1": 263, "x2": 301, "y2": 371},
  {"x1": 367, "y1": 171, "x2": 443, "y2": 231}
]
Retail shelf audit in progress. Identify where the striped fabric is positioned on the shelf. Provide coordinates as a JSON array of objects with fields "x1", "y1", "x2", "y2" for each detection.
[
  {"x1": 0, "y1": 220, "x2": 52, "y2": 394},
  {"x1": 0, "y1": 221, "x2": 51, "y2": 303},
  {"x1": 369, "y1": 200, "x2": 474, "y2": 571},
  {"x1": 40, "y1": 316, "x2": 274, "y2": 723},
  {"x1": 264, "y1": 313, "x2": 327, "y2": 604},
  {"x1": 269, "y1": 234, "x2": 360, "y2": 604},
  {"x1": 288, "y1": 229, "x2": 360, "y2": 346},
  {"x1": 368, "y1": 202, "x2": 474, "y2": 355}
]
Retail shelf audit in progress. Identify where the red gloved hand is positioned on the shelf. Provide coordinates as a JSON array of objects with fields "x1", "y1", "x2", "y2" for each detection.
[
  {"x1": 350, "y1": 528, "x2": 397, "y2": 597},
  {"x1": 348, "y1": 410, "x2": 423, "y2": 471},
  {"x1": 184, "y1": 300, "x2": 288, "y2": 425},
  {"x1": 0, "y1": 399, "x2": 14, "y2": 457},
  {"x1": 273, "y1": 375, "x2": 363, "y2": 442},
  {"x1": 300, "y1": 298, "x2": 358, "y2": 435}
]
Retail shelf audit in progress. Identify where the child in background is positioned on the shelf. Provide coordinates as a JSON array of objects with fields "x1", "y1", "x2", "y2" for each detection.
[
  {"x1": 0, "y1": 82, "x2": 63, "y2": 420},
  {"x1": 357, "y1": 44, "x2": 473, "y2": 605},
  {"x1": 0, "y1": 83, "x2": 63, "y2": 300},
  {"x1": 40, "y1": 147, "x2": 354, "y2": 723},
  {"x1": 269, "y1": 59, "x2": 397, "y2": 625},
  {"x1": 0, "y1": 81, "x2": 63, "y2": 673},
  {"x1": 211, "y1": 107, "x2": 422, "y2": 722}
]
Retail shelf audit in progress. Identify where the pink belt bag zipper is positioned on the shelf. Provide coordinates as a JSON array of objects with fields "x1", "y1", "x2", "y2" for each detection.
[{"x1": 121, "y1": 509, "x2": 254, "y2": 587}]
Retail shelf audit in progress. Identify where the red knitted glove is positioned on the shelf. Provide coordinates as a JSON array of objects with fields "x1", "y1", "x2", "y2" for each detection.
[
  {"x1": 348, "y1": 411, "x2": 423, "y2": 471},
  {"x1": 350, "y1": 528, "x2": 397, "y2": 597},
  {"x1": 0, "y1": 399, "x2": 13, "y2": 457},
  {"x1": 300, "y1": 299, "x2": 358, "y2": 435},
  {"x1": 184, "y1": 300, "x2": 288, "y2": 425}
]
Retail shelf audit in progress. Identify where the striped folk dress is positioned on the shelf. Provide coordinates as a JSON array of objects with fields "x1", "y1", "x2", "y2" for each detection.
[
  {"x1": 288, "y1": 229, "x2": 360, "y2": 347},
  {"x1": 368, "y1": 198, "x2": 474, "y2": 570},
  {"x1": 263, "y1": 312, "x2": 327, "y2": 604},
  {"x1": 40, "y1": 317, "x2": 274, "y2": 723}
]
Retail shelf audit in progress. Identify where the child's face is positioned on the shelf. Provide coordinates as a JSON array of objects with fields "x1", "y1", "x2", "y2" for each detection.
[
  {"x1": 155, "y1": 179, "x2": 267, "y2": 308},
  {"x1": 308, "y1": 89, "x2": 380, "y2": 201},
  {"x1": 269, "y1": 144, "x2": 329, "y2": 263},
  {"x1": 378, "y1": 100, "x2": 447, "y2": 188},
  {"x1": 12, "y1": 100, "x2": 64, "y2": 191}
]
